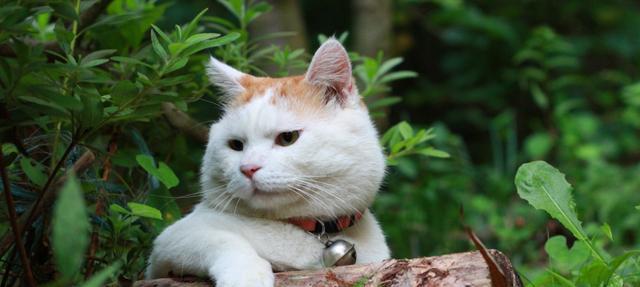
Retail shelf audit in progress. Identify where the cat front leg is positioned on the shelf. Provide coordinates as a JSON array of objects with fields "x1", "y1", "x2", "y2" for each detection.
[{"x1": 147, "y1": 215, "x2": 274, "y2": 287}]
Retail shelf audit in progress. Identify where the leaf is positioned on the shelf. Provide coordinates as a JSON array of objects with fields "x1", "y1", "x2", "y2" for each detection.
[
  {"x1": 545, "y1": 235, "x2": 591, "y2": 271},
  {"x1": 79, "y1": 93, "x2": 104, "y2": 128},
  {"x1": 150, "y1": 30, "x2": 168, "y2": 59},
  {"x1": 19, "y1": 158, "x2": 46, "y2": 187},
  {"x1": 515, "y1": 161, "x2": 606, "y2": 263},
  {"x1": 601, "y1": 223, "x2": 613, "y2": 241},
  {"x1": 80, "y1": 262, "x2": 121, "y2": 287},
  {"x1": 52, "y1": 175, "x2": 90, "y2": 280},
  {"x1": 397, "y1": 121, "x2": 413, "y2": 139},
  {"x1": 178, "y1": 32, "x2": 240, "y2": 57},
  {"x1": 418, "y1": 147, "x2": 451, "y2": 158},
  {"x1": 109, "y1": 204, "x2": 131, "y2": 215},
  {"x1": 546, "y1": 269, "x2": 576, "y2": 287},
  {"x1": 136, "y1": 155, "x2": 179, "y2": 189},
  {"x1": 127, "y1": 202, "x2": 162, "y2": 220}
]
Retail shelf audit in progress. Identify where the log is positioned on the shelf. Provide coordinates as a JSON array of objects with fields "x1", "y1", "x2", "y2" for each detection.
[{"x1": 133, "y1": 249, "x2": 522, "y2": 287}]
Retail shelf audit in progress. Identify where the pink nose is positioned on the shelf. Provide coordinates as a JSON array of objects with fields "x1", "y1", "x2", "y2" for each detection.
[{"x1": 240, "y1": 164, "x2": 261, "y2": 179}]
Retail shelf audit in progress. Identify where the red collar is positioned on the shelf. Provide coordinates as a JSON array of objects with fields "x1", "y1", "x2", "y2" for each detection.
[{"x1": 286, "y1": 212, "x2": 363, "y2": 235}]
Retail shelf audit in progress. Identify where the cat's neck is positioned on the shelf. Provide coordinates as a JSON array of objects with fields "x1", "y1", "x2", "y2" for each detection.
[{"x1": 201, "y1": 194, "x2": 373, "y2": 220}]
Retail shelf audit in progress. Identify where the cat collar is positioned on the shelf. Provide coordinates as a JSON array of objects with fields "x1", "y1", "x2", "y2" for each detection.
[{"x1": 287, "y1": 211, "x2": 363, "y2": 235}]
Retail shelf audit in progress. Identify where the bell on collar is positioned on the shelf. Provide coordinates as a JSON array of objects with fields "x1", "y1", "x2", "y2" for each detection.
[{"x1": 322, "y1": 239, "x2": 357, "y2": 267}]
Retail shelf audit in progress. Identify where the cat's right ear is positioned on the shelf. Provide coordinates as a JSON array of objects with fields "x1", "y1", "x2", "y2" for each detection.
[{"x1": 206, "y1": 57, "x2": 246, "y2": 99}]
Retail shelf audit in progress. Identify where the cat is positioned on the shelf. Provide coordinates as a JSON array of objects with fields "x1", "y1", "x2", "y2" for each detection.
[{"x1": 146, "y1": 38, "x2": 390, "y2": 287}]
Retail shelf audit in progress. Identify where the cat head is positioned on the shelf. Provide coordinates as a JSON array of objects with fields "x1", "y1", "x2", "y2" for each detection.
[{"x1": 200, "y1": 39, "x2": 386, "y2": 219}]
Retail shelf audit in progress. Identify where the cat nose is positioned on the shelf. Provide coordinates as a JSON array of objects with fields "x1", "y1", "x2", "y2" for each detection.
[{"x1": 240, "y1": 164, "x2": 261, "y2": 179}]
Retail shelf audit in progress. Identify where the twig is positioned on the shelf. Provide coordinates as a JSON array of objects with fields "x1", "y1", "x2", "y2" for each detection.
[
  {"x1": 85, "y1": 133, "x2": 118, "y2": 278},
  {"x1": 161, "y1": 102, "x2": 209, "y2": 143},
  {"x1": 0, "y1": 150, "x2": 37, "y2": 287},
  {"x1": 0, "y1": 150, "x2": 96, "y2": 257}
]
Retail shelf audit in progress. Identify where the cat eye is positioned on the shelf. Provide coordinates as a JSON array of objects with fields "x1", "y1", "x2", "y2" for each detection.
[
  {"x1": 228, "y1": 139, "x2": 244, "y2": 151},
  {"x1": 275, "y1": 130, "x2": 300, "y2": 146}
]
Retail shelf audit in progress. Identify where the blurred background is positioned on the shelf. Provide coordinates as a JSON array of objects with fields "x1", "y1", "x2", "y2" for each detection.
[{"x1": 2, "y1": 0, "x2": 640, "y2": 285}]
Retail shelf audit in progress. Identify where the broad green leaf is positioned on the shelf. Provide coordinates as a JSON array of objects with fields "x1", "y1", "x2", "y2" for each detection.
[
  {"x1": 19, "y1": 158, "x2": 46, "y2": 187},
  {"x1": 515, "y1": 161, "x2": 606, "y2": 263},
  {"x1": 127, "y1": 202, "x2": 163, "y2": 220},
  {"x1": 80, "y1": 262, "x2": 121, "y2": 287},
  {"x1": 52, "y1": 175, "x2": 90, "y2": 280},
  {"x1": 136, "y1": 155, "x2": 180, "y2": 189},
  {"x1": 545, "y1": 235, "x2": 590, "y2": 271}
]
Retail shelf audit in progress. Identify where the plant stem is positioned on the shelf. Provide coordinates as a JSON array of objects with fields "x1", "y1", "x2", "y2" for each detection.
[{"x1": 0, "y1": 150, "x2": 37, "y2": 287}]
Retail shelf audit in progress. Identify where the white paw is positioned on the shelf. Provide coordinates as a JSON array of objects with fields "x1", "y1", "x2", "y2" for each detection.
[{"x1": 211, "y1": 258, "x2": 275, "y2": 287}]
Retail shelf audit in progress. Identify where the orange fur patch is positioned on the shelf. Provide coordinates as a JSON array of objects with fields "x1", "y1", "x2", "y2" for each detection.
[{"x1": 232, "y1": 75, "x2": 328, "y2": 114}]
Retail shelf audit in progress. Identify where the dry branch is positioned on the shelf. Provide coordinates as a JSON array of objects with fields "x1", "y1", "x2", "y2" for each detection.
[
  {"x1": 134, "y1": 250, "x2": 522, "y2": 287},
  {"x1": 161, "y1": 102, "x2": 209, "y2": 143}
]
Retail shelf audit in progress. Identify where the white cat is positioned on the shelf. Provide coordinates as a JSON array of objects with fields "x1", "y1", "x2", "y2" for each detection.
[{"x1": 146, "y1": 39, "x2": 390, "y2": 287}]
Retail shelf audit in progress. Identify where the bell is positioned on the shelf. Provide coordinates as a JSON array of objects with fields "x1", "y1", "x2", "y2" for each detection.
[{"x1": 322, "y1": 239, "x2": 357, "y2": 267}]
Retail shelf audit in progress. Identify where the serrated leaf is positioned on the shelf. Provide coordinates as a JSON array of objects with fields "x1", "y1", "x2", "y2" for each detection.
[
  {"x1": 19, "y1": 158, "x2": 46, "y2": 187},
  {"x1": 52, "y1": 175, "x2": 89, "y2": 280},
  {"x1": 515, "y1": 161, "x2": 605, "y2": 263},
  {"x1": 136, "y1": 155, "x2": 179, "y2": 189},
  {"x1": 127, "y1": 202, "x2": 162, "y2": 220}
]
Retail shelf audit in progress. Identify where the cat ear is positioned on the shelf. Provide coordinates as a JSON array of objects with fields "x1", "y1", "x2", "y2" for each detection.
[
  {"x1": 305, "y1": 38, "x2": 354, "y2": 104},
  {"x1": 206, "y1": 57, "x2": 246, "y2": 98}
]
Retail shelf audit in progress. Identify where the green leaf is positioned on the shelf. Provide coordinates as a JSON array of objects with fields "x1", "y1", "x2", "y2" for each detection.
[
  {"x1": 109, "y1": 204, "x2": 131, "y2": 215},
  {"x1": 515, "y1": 161, "x2": 606, "y2": 263},
  {"x1": 397, "y1": 121, "x2": 413, "y2": 139},
  {"x1": 110, "y1": 80, "x2": 138, "y2": 105},
  {"x1": 19, "y1": 158, "x2": 46, "y2": 187},
  {"x1": 418, "y1": 147, "x2": 450, "y2": 158},
  {"x1": 545, "y1": 235, "x2": 590, "y2": 271},
  {"x1": 79, "y1": 93, "x2": 104, "y2": 128},
  {"x1": 178, "y1": 32, "x2": 240, "y2": 57},
  {"x1": 52, "y1": 175, "x2": 90, "y2": 280},
  {"x1": 136, "y1": 155, "x2": 180, "y2": 189},
  {"x1": 546, "y1": 269, "x2": 576, "y2": 287},
  {"x1": 601, "y1": 223, "x2": 613, "y2": 241},
  {"x1": 80, "y1": 262, "x2": 121, "y2": 287},
  {"x1": 150, "y1": 30, "x2": 168, "y2": 59},
  {"x1": 127, "y1": 202, "x2": 163, "y2": 220}
]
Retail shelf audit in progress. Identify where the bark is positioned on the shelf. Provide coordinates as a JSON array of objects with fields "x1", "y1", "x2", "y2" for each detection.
[
  {"x1": 133, "y1": 250, "x2": 523, "y2": 287},
  {"x1": 353, "y1": 0, "x2": 392, "y2": 57}
]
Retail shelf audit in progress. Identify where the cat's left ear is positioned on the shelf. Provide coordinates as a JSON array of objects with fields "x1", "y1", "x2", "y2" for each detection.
[
  {"x1": 206, "y1": 57, "x2": 247, "y2": 99},
  {"x1": 305, "y1": 39, "x2": 355, "y2": 105}
]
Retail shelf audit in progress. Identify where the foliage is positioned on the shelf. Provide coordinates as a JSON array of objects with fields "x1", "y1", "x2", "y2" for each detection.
[
  {"x1": 1, "y1": 0, "x2": 640, "y2": 286},
  {"x1": 0, "y1": 0, "x2": 440, "y2": 285},
  {"x1": 516, "y1": 161, "x2": 640, "y2": 286}
]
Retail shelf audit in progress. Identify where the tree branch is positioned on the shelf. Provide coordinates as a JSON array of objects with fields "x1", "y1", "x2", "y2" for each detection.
[
  {"x1": 161, "y1": 102, "x2": 209, "y2": 143},
  {"x1": 134, "y1": 250, "x2": 523, "y2": 287},
  {"x1": 0, "y1": 151, "x2": 36, "y2": 287}
]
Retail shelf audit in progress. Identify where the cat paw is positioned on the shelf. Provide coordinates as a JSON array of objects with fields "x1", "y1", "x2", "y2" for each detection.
[{"x1": 212, "y1": 258, "x2": 275, "y2": 287}]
